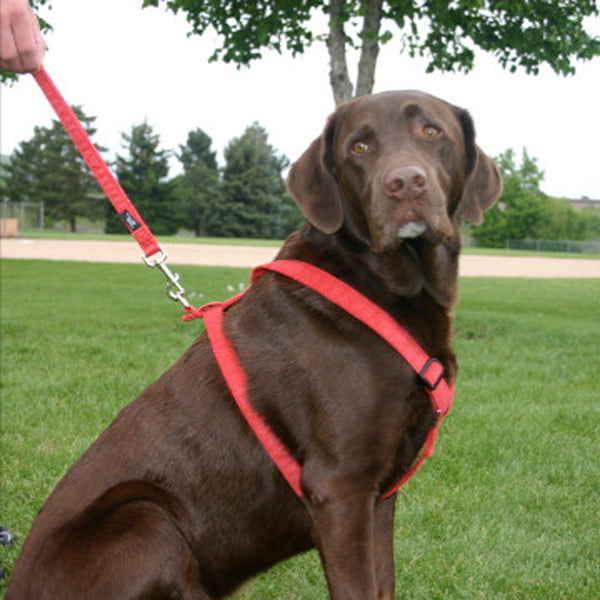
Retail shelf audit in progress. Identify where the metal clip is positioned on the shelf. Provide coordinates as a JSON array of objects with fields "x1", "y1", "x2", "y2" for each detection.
[{"x1": 142, "y1": 247, "x2": 190, "y2": 308}]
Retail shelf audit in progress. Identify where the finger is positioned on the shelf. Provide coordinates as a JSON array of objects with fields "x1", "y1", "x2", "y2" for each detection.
[
  {"x1": 0, "y1": 30, "x2": 23, "y2": 72},
  {"x1": 6, "y1": 8, "x2": 44, "y2": 73},
  {"x1": 13, "y1": 25, "x2": 41, "y2": 72}
]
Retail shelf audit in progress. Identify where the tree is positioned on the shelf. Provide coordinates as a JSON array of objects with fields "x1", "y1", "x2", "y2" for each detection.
[
  {"x1": 3, "y1": 106, "x2": 105, "y2": 231},
  {"x1": 581, "y1": 205, "x2": 600, "y2": 240},
  {"x1": 142, "y1": 0, "x2": 600, "y2": 105},
  {"x1": 473, "y1": 148, "x2": 593, "y2": 247},
  {"x1": 106, "y1": 121, "x2": 181, "y2": 235},
  {"x1": 213, "y1": 122, "x2": 299, "y2": 239},
  {"x1": 175, "y1": 128, "x2": 221, "y2": 236}
]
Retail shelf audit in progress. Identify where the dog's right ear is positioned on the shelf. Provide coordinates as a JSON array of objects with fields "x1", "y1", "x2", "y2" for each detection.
[{"x1": 287, "y1": 113, "x2": 344, "y2": 234}]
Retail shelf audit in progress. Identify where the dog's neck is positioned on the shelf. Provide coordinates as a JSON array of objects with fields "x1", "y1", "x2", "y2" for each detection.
[
  {"x1": 277, "y1": 222, "x2": 459, "y2": 383},
  {"x1": 279, "y1": 223, "x2": 460, "y2": 311},
  {"x1": 389, "y1": 235, "x2": 461, "y2": 308}
]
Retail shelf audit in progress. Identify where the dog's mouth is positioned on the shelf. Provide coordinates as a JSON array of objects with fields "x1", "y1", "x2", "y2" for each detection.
[
  {"x1": 368, "y1": 201, "x2": 433, "y2": 251},
  {"x1": 396, "y1": 209, "x2": 427, "y2": 240},
  {"x1": 397, "y1": 220, "x2": 427, "y2": 239}
]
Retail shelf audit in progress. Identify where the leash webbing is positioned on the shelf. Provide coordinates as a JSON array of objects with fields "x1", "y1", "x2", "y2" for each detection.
[
  {"x1": 32, "y1": 67, "x2": 189, "y2": 307},
  {"x1": 33, "y1": 67, "x2": 159, "y2": 257}
]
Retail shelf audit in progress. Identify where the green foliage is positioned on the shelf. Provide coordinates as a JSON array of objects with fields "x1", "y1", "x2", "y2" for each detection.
[
  {"x1": 178, "y1": 127, "x2": 218, "y2": 171},
  {"x1": 142, "y1": 0, "x2": 321, "y2": 64},
  {"x1": 581, "y1": 205, "x2": 600, "y2": 238},
  {"x1": 106, "y1": 121, "x2": 181, "y2": 235},
  {"x1": 400, "y1": 0, "x2": 600, "y2": 75},
  {"x1": 3, "y1": 111, "x2": 297, "y2": 239},
  {"x1": 2, "y1": 106, "x2": 105, "y2": 231},
  {"x1": 1, "y1": 260, "x2": 598, "y2": 598},
  {"x1": 174, "y1": 128, "x2": 222, "y2": 236},
  {"x1": 473, "y1": 148, "x2": 596, "y2": 247},
  {"x1": 213, "y1": 122, "x2": 301, "y2": 238},
  {"x1": 173, "y1": 123, "x2": 300, "y2": 239},
  {"x1": 143, "y1": 0, "x2": 600, "y2": 75}
]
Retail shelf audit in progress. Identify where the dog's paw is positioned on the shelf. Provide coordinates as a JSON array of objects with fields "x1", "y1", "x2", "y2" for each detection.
[{"x1": 0, "y1": 527, "x2": 15, "y2": 546}]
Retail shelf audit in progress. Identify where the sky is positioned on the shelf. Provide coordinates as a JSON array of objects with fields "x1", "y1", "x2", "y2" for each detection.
[{"x1": 1, "y1": 0, "x2": 599, "y2": 200}]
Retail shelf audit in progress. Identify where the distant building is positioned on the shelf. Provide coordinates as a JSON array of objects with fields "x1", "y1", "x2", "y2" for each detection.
[{"x1": 566, "y1": 197, "x2": 600, "y2": 211}]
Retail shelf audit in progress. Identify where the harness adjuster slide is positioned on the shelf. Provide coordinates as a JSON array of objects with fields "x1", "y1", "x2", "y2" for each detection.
[{"x1": 419, "y1": 358, "x2": 445, "y2": 391}]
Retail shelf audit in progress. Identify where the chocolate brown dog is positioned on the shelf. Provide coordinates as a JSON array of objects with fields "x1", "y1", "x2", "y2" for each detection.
[{"x1": 7, "y1": 91, "x2": 501, "y2": 599}]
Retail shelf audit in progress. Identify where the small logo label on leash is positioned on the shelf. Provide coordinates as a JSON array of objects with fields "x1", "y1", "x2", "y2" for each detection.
[{"x1": 120, "y1": 210, "x2": 141, "y2": 231}]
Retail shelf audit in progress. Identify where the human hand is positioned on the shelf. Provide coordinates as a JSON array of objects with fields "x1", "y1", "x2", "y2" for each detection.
[{"x1": 0, "y1": 0, "x2": 46, "y2": 73}]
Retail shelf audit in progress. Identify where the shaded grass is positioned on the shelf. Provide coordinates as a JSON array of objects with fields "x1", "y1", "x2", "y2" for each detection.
[{"x1": 1, "y1": 260, "x2": 598, "y2": 597}]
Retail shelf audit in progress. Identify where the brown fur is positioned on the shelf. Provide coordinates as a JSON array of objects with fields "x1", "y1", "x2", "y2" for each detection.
[{"x1": 7, "y1": 91, "x2": 501, "y2": 599}]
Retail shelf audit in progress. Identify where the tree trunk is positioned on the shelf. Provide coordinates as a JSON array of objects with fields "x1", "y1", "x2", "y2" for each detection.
[
  {"x1": 327, "y1": 0, "x2": 353, "y2": 105},
  {"x1": 327, "y1": 0, "x2": 383, "y2": 106},
  {"x1": 355, "y1": 0, "x2": 383, "y2": 98}
]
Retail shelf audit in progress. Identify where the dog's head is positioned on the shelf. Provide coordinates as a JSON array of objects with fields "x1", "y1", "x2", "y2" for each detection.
[{"x1": 287, "y1": 91, "x2": 502, "y2": 252}]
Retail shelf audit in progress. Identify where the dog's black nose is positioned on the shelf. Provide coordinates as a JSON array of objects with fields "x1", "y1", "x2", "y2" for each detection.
[{"x1": 385, "y1": 166, "x2": 428, "y2": 201}]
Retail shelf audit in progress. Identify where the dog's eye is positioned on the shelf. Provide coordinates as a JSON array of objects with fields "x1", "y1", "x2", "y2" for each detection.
[
  {"x1": 423, "y1": 125, "x2": 442, "y2": 139},
  {"x1": 350, "y1": 141, "x2": 372, "y2": 155}
]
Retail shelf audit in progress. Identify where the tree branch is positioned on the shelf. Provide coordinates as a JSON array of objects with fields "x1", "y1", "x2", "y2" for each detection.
[
  {"x1": 327, "y1": 0, "x2": 354, "y2": 105},
  {"x1": 356, "y1": 0, "x2": 383, "y2": 98}
]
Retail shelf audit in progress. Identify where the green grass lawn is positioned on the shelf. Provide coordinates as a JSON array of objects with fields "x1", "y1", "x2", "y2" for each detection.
[{"x1": 1, "y1": 260, "x2": 598, "y2": 598}]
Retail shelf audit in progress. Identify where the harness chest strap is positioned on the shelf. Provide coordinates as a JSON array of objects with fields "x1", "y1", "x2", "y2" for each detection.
[{"x1": 185, "y1": 260, "x2": 454, "y2": 500}]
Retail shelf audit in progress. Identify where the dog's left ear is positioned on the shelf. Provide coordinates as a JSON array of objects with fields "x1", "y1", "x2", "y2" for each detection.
[
  {"x1": 286, "y1": 112, "x2": 344, "y2": 234},
  {"x1": 456, "y1": 110, "x2": 503, "y2": 225}
]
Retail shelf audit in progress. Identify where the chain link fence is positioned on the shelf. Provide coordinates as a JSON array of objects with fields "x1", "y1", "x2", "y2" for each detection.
[
  {"x1": 1, "y1": 201, "x2": 45, "y2": 233},
  {"x1": 506, "y1": 239, "x2": 600, "y2": 254}
]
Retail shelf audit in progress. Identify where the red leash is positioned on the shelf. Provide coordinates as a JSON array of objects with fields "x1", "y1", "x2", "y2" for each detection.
[
  {"x1": 32, "y1": 67, "x2": 189, "y2": 307},
  {"x1": 185, "y1": 260, "x2": 454, "y2": 499}
]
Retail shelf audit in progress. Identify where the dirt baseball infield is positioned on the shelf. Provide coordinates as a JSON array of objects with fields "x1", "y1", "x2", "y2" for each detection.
[{"x1": 1, "y1": 238, "x2": 599, "y2": 278}]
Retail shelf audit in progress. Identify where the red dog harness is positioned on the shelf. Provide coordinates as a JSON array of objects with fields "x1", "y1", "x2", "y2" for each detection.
[
  {"x1": 31, "y1": 69, "x2": 453, "y2": 497},
  {"x1": 184, "y1": 260, "x2": 454, "y2": 499}
]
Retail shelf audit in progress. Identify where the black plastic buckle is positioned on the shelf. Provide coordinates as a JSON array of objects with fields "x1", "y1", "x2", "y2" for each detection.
[{"x1": 419, "y1": 358, "x2": 445, "y2": 391}]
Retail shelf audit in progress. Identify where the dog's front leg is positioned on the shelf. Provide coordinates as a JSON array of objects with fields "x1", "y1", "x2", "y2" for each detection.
[
  {"x1": 373, "y1": 494, "x2": 397, "y2": 599},
  {"x1": 303, "y1": 471, "x2": 379, "y2": 599}
]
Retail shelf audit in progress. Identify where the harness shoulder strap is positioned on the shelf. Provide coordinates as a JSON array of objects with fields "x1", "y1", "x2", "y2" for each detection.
[
  {"x1": 193, "y1": 260, "x2": 454, "y2": 500},
  {"x1": 254, "y1": 261, "x2": 453, "y2": 416}
]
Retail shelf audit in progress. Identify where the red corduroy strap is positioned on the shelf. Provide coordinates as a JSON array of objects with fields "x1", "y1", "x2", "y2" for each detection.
[
  {"x1": 185, "y1": 260, "x2": 454, "y2": 500},
  {"x1": 203, "y1": 302, "x2": 304, "y2": 497},
  {"x1": 32, "y1": 67, "x2": 161, "y2": 259}
]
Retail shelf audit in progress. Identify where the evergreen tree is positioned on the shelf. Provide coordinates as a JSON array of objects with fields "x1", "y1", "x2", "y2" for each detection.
[
  {"x1": 175, "y1": 129, "x2": 221, "y2": 237},
  {"x1": 3, "y1": 107, "x2": 105, "y2": 232},
  {"x1": 106, "y1": 121, "x2": 181, "y2": 235},
  {"x1": 216, "y1": 123, "x2": 300, "y2": 239}
]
